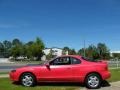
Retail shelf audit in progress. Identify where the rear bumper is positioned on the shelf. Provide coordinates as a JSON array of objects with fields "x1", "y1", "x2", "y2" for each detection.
[{"x1": 101, "y1": 71, "x2": 111, "y2": 80}]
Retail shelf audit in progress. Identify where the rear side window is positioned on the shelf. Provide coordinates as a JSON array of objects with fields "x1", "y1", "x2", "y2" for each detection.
[{"x1": 71, "y1": 57, "x2": 81, "y2": 64}]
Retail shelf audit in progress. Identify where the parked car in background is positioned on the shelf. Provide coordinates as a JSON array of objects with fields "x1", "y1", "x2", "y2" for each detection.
[{"x1": 9, "y1": 55, "x2": 110, "y2": 89}]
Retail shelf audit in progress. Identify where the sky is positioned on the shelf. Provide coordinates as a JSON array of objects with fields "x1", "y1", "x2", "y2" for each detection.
[{"x1": 0, "y1": 0, "x2": 120, "y2": 51}]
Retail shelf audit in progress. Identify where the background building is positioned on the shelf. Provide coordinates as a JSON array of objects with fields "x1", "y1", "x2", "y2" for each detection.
[
  {"x1": 110, "y1": 51, "x2": 120, "y2": 57},
  {"x1": 43, "y1": 47, "x2": 63, "y2": 56},
  {"x1": 41, "y1": 47, "x2": 68, "y2": 61}
]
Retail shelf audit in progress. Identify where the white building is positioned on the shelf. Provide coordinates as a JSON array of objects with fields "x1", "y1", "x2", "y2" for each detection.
[
  {"x1": 43, "y1": 47, "x2": 63, "y2": 56},
  {"x1": 41, "y1": 47, "x2": 68, "y2": 60},
  {"x1": 110, "y1": 51, "x2": 120, "y2": 57}
]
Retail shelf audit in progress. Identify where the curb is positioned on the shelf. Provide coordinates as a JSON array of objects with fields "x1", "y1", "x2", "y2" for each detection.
[{"x1": 0, "y1": 74, "x2": 9, "y2": 78}]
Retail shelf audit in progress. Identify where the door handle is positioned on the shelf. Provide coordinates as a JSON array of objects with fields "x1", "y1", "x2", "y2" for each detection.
[{"x1": 67, "y1": 68, "x2": 71, "y2": 69}]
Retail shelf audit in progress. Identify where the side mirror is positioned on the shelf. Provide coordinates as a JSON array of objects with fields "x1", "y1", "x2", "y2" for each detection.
[{"x1": 45, "y1": 63, "x2": 50, "y2": 67}]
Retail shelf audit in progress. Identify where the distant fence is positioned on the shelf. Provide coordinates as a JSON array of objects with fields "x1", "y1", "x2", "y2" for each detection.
[{"x1": 108, "y1": 58, "x2": 120, "y2": 69}]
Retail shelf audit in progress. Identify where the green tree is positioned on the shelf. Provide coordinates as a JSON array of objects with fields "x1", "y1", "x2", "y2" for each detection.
[
  {"x1": 63, "y1": 47, "x2": 77, "y2": 55},
  {"x1": 33, "y1": 37, "x2": 45, "y2": 60},
  {"x1": 24, "y1": 41, "x2": 34, "y2": 59},
  {"x1": 10, "y1": 45, "x2": 23, "y2": 60},
  {"x1": 10, "y1": 39, "x2": 23, "y2": 60},
  {"x1": 0, "y1": 42, "x2": 4, "y2": 57},
  {"x1": 25, "y1": 44, "x2": 33, "y2": 59},
  {"x1": 69, "y1": 49, "x2": 76, "y2": 55},
  {"x1": 62, "y1": 47, "x2": 70, "y2": 55},
  {"x1": 12, "y1": 38, "x2": 22, "y2": 46},
  {"x1": 97, "y1": 43, "x2": 110, "y2": 59},
  {"x1": 26, "y1": 41, "x2": 34, "y2": 46},
  {"x1": 26, "y1": 37, "x2": 45, "y2": 60},
  {"x1": 87, "y1": 45, "x2": 99, "y2": 59},
  {"x1": 3, "y1": 40, "x2": 12, "y2": 49},
  {"x1": 78, "y1": 43, "x2": 110, "y2": 60},
  {"x1": 3, "y1": 40, "x2": 12, "y2": 57},
  {"x1": 78, "y1": 48, "x2": 85, "y2": 56}
]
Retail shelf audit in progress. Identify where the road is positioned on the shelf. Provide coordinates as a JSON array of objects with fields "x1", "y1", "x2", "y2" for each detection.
[
  {"x1": 0, "y1": 63, "x2": 26, "y2": 72},
  {"x1": 0, "y1": 66, "x2": 23, "y2": 72},
  {"x1": 0, "y1": 63, "x2": 40, "y2": 72}
]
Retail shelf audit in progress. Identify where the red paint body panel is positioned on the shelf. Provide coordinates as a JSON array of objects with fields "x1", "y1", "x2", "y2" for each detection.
[{"x1": 9, "y1": 55, "x2": 111, "y2": 83}]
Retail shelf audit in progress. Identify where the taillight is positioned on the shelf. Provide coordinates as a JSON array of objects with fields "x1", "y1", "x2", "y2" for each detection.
[{"x1": 105, "y1": 66, "x2": 108, "y2": 71}]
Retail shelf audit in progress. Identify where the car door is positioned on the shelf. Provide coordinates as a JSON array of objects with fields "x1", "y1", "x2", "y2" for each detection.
[
  {"x1": 70, "y1": 57, "x2": 83, "y2": 82},
  {"x1": 38, "y1": 57, "x2": 73, "y2": 82}
]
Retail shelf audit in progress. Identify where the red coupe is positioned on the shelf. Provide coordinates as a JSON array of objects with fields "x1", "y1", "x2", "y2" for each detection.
[{"x1": 9, "y1": 55, "x2": 110, "y2": 89}]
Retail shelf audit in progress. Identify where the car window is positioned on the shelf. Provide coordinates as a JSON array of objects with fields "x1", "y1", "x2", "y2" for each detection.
[
  {"x1": 50, "y1": 57, "x2": 71, "y2": 65},
  {"x1": 71, "y1": 57, "x2": 81, "y2": 64}
]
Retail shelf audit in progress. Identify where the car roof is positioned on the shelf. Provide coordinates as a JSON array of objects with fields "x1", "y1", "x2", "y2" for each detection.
[{"x1": 59, "y1": 55, "x2": 81, "y2": 58}]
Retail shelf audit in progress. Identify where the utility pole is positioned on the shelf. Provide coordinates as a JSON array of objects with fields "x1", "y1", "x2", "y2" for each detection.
[{"x1": 83, "y1": 39, "x2": 86, "y2": 57}]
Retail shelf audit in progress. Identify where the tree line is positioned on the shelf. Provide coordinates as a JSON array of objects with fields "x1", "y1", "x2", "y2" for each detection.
[
  {"x1": 63, "y1": 43, "x2": 110, "y2": 60},
  {"x1": 0, "y1": 37, "x2": 111, "y2": 60},
  {"x1": 0, "y1": 37, "x2": 45, "y2": 60}
]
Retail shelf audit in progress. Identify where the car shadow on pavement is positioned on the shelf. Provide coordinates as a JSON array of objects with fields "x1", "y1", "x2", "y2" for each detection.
[
  {"x1": 37, "y1": 82, "x2": 84, "y2": 87},
  {"x1": 101, "y1": 80, "x2": 111, "y2": 87},
  {"x1": 36, "y1": 81, "x2": 111, "y2": 88},
  {"x1": 13, "y1": 80, "x2": 111, "y2": 88},
  {"x1": 13, "y1": 82, "x2": 85, "y2": 87}
]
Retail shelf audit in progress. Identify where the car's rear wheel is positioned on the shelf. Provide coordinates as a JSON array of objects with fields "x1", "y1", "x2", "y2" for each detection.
[
  {"x1": 20, "y1": 73, "x2": 36, "y2": 87},
  {"x1": 85, "y1": 73, "x2": 102, "y2": 89}
]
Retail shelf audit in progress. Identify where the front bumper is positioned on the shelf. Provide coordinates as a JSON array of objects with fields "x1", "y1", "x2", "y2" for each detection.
[{"x1": 9, "y1": 72, "x2": 19, "y2": 81}]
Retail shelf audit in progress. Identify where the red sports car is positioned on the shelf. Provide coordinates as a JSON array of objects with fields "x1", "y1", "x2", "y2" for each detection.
[{"x1": 9, "y1": 55, "x2": 110, "y2": 89}]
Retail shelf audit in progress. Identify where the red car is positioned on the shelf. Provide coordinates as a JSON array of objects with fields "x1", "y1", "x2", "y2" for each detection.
[{"x1": 9, "y1": 55, "x2": 110, "y2": 89}]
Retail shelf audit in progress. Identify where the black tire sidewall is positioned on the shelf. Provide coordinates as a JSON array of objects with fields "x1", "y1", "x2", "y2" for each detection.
[
  {"x1": 85, "y1": 73, "x2": 101, "y2": 89},
  {"x1": 20, "y1": 73, "x2": 36, "y2": 87}
]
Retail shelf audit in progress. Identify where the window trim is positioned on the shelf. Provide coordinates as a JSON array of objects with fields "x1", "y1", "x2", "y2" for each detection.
[
  {"x1": 50, "y1": 57, "x2": 71, "y2": 65},
  {"x1": 50, "y1": 56, "x2": 81, "y2": 65}
]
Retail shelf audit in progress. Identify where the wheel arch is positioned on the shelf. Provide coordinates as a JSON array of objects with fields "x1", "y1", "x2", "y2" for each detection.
[
  {"x1": 19, "y1": 71, "x2": 37, "y2": 82},
  {"x1": 84, "y1": 71, "x2": 102, "y2": 83}
]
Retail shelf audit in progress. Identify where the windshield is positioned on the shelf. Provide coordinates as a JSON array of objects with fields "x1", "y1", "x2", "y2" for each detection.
[{"x1": 43, "y1": 59, "x2": 53, "y2": 65}]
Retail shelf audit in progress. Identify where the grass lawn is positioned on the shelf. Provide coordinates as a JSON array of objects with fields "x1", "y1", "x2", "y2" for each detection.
[
  {"x1": 108, "y1": 68, "x2": 120, "y2": 82},
  {"x1": 0, "y1": 68, "x2": 120, "y2": 90},
  {"x1": 0, "y1": 72, "x2": 9, "y2": 74},
  {"x1": 0, "y1": 78, "x2": 79, "y2": 90}
]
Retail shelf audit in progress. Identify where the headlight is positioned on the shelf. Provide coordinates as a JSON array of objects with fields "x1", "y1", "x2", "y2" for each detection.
[{"x1": 11, "y1": 70, "x2": 16, "y2": 73}]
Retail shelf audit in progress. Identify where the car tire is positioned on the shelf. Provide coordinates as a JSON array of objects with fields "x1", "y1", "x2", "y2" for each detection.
[
  {"x1": 85, "y1": 73, "x2": 102, "y2": 89},
  {"x1": 20, "y1": 73, "x2": 36, "y2": 87}
]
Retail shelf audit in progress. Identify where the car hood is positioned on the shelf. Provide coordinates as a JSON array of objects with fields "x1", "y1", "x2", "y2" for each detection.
[
  {"x1": 26, "y1": 63, "x2": 43, "y2": 66},
  {"x1": 24, "y1": 63, "x2": 44, "y2": 68},
  {"x1": 15, "y1": 63, "x2": 44, "y2": 69}
]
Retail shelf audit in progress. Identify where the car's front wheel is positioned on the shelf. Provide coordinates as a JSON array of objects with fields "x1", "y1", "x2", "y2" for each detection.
[
  {"x1": 85, "y1": 73, "x2": 102, "y2": 89},
  {"x1": 20, "y1": 73, "x2": 36, "y2": 87}
]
